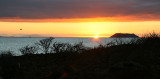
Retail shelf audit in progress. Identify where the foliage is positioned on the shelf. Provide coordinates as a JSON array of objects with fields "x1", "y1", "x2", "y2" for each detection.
[
  {"x1": 19, "y1": 45, "x2": 38, "y2": 55},
  {"x1": 35, "y1": 37, "x2": 54, "y2": 53},
  {"x1": 1, "y1": 33, "x2": 160, "y2": 79},
  {"x1": 50, "y1": 42, "x2": 69, "y2": 53},
  {"x1": 0, "y1": 50, "x2": 13, "y2": 58},
  {"x1": 50, "y1": 42, "x2": 85, "y2": 53},
  {"x1": 72, "y1": 42, "x2": 85, "y2": 53}
]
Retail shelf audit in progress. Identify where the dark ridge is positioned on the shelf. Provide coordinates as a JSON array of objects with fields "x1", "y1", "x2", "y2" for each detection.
[
  {"x1": 1, "y1": 33, "x2": 160, "y2": 79},
  {"x1": 110, "y1": 33, "x2": 139, "y2": 38}
]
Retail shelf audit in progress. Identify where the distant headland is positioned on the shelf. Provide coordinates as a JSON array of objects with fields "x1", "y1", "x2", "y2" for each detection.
[{"x1": 110, "y1": 33, "x2": 139, "y2": 38}]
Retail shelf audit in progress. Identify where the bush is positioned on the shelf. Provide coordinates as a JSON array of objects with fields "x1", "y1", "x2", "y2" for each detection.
[
  {"x1": 50, "y1": 42, "x2": 85, "y2": 53},
  {"x1": 50, "y1": 42, "x2": 68, "y2": 53},
  {"x1": 72, "y1": 42, "x2": 85, "y2": 53},
  {"x1": 0, "y1": 51, "x2": 13, "y2": 58},
  {"x1": 107, "y1": 32, "x2": 160, "y2": 74},
  {"x1": 35, "y1": 37, "x2": 54, "y2": 54},
  {"x1": 134, "y1": 32, "x2": 160, "y2": 45},
  {"x1": 143, "y1": 32, "x2": 160, "y2": 38},
  {"x1": 19, "y1": 45, "x2": 38, "y2": 55}
]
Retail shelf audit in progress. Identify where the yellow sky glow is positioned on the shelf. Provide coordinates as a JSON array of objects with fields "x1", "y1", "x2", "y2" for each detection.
[{"x1": 0, "y1": 21, "x2": 160, "y2": 37}]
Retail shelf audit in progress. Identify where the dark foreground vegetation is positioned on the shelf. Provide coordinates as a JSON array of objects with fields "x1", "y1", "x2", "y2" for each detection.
[{"x1": 1, "y1": 33, "x2": 160, "y2": 79}]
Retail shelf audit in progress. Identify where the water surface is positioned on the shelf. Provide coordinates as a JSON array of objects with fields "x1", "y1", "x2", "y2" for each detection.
[{"x1": 0, "y1": 37, "x2": 132, "y2": 55}]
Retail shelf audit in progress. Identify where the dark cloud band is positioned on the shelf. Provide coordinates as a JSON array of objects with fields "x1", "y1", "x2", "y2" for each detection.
[{"x1": 0, "y1": 0, "x2": 160, "y2": 21}]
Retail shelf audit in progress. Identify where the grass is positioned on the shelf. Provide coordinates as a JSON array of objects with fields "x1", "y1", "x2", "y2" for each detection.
[{"x1": 1, "y1": 33, "x2": 160, "y2": 79}]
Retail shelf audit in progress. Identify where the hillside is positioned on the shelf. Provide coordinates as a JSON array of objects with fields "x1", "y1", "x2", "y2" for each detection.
[{"x1": 1, "y1": 34, "x2": 160, "y2": 79}]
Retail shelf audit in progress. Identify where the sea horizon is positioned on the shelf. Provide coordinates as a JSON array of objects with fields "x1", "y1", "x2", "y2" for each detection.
[{"x1": 0, "y1": 36, "x2": 108, "y2": 38}]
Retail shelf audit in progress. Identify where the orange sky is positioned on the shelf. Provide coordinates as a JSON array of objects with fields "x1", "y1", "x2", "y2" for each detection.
[
  {"x1": 0, "y1": 19, "x2": 160, "y2": 37},
  {"x1": 1, "y1": 0, "x2": 160, "y2": 37}
]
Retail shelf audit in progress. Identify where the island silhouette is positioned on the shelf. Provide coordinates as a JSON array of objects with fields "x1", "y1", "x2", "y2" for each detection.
[{"x1": 110, "y1": 33, "x2": 139, "y2": 38}]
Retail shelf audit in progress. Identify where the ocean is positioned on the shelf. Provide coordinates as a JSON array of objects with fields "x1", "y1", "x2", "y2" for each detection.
[{"x1": 0, "y1": 37, "x2": 132, "y2": 55}]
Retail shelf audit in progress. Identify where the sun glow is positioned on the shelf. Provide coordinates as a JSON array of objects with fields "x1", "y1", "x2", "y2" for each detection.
[
  {"x1": 0, "y1": 21, "x2": 160, "y2": 37},
  {"x1": 94, "y1": 36, "x2": 99, "y2": 39}
]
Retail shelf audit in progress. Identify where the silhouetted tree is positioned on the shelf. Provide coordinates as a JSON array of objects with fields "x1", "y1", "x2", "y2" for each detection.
[
  {"x1": 35, "y1": 37, "x2": 54, "y2": 53},
  {"x1": 72, "y1": 42, "x2": 85, "y2": 53},
  {"x1": 50, "y1": 42, "x2": 68, "y2": 53},
  {"x1": 19, "y1": 45, "x2": 38, "y2": 55},
  {"x1": 50, "y1": 42, "x2": 85, "y2": 53}
]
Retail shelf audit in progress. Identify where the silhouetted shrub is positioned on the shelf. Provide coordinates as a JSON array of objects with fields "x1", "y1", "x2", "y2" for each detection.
[
  {"x1": 50, "y1": 42, "x2": 85, "y2": 53},
  {"x1": 107, "y1": 32, "x2": 160, "y2": 77},
  {"x1": 72, "y1": 42, "x2": 85, "y2": 53},
  {"x1": 134, "y1": 32, "x2": 160, "y2": 45},
  {"x1": 104, "y1": 38, "x2": 137, "y2": 48},
  {"x1": 50, "y1": 42, "x2": 68, "y2": 53},
  {"x1": 144, "y1": 32, "x2": 160, "y2": 38},
  {"x1": 19, "y1": 45, "x2": 38, "y2": 55},
  {"x1": 35, "y1": 37, "x2": 54, "y2": 53},
  {"x1": 0, "y1": 51, "x2": 13, "y2": 58}
]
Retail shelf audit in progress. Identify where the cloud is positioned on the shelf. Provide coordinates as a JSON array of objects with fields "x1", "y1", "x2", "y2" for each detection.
[{"x1": 0, "y1": 0, "x2": 160, "y2": 21}]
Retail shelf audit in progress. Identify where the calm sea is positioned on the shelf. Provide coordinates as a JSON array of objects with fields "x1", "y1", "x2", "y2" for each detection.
[{"x1": 0, "y1": 37, "x2": 132, "y2": 55}]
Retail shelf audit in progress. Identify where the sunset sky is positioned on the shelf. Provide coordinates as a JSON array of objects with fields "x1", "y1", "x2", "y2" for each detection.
[{"x1": 0, "y1": 0, "x2": 160, "y2": 37}]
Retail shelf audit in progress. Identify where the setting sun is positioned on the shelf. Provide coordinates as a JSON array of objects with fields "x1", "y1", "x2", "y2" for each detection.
[{"x1": 94, "y1": 36, "x2": 99, "y2": 39}]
